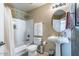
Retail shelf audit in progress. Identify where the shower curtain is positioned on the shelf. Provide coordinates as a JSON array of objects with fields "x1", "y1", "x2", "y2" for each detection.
[{"x1": 4, "y1": 4, "x2": 15, "y2": 56}]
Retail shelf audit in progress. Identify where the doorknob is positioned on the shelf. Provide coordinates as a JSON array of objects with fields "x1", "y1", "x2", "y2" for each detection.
[{"x1": 0, "y1": 41, "x2": 5, "y2": 47}]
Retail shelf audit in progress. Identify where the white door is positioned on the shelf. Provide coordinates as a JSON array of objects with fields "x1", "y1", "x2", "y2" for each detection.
[{"x1": 0, "y1": 3, "x2": 4, "y2": 56}]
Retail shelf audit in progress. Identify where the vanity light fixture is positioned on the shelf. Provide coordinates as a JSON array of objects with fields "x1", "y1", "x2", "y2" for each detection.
[{"x1": 52, "y1": 3, "x2": 66, "y2": 9}]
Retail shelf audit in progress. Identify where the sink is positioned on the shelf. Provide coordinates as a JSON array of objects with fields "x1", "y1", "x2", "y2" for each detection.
[
  {"x1": 48, "y1": 36, "x2": 70, "y2": 56},
  {"x1": 48, "y1": 36, "x2": 59, "y2": 43},
  {"x1": 48, "y1": 36, "x2": 69, "y2": 44}
]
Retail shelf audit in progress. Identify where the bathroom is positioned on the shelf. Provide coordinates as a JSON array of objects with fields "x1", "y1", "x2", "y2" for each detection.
[{"x1": 0, "y1": 3, "x2": 79, "y2": 56}]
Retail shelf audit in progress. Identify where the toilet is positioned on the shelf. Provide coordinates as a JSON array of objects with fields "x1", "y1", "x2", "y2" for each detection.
[{"x1": 26, "y1": 37, "x2": 42, "y2": 56}]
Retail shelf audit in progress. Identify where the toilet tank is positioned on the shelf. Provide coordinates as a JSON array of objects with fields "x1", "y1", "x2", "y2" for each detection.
[{"x1": 34, "y1": 37, "x2": 42, "y2": 45}]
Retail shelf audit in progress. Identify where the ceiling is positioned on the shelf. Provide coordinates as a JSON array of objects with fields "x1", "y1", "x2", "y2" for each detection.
[{"x1": 9, "y1": 3, "x2": 46, "y2": 12}]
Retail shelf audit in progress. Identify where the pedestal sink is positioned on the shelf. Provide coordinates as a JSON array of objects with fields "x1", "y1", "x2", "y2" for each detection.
[
  {"x1": 48, "y1": 36, "x2": 70, "y2": 56},
  {"x1": 48, "y1": 36, "x2": 69, "y2": 44},
  {"x1": 47, "y1": 36, "x2": 59, "y2": 43}
]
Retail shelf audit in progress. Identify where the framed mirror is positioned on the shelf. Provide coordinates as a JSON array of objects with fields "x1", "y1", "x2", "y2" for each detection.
[
  {"x1": 51, "y1": 10, "x2": 66, "y2": 32},
  {"x1": 52, "y1": 10, "x2": 66, "y2": 20}
]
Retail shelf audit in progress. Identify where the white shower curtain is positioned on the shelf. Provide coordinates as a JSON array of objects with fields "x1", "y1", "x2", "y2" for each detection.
[
  {"x1": 4, "y1": 5, "x2": 15, "y2": 56},
  {"x1": 0, "y1": 3, "x2": 4, "y2": 56}
]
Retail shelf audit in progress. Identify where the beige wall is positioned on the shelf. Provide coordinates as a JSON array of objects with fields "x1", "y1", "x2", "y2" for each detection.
[{"x1": 28, "y1": 4, "x2": 59, "y2": 52}]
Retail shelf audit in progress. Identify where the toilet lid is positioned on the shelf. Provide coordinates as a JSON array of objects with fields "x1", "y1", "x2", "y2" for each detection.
[{"x1": 27, "y1": 45, "x2": 37, "y2": 51}]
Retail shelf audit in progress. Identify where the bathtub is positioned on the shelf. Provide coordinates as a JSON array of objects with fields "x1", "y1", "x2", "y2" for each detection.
[{"x1": 14, "y1": 44, "x2": 31, "y2": 56}]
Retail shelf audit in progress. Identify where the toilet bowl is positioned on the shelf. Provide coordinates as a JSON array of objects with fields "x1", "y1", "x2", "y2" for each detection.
[
  {"x1": 27, "y1": 45, "x2": 37, "y2": 56},
  {"x1": 26, "y1": 37, "x2": 42, "y2": 56}
]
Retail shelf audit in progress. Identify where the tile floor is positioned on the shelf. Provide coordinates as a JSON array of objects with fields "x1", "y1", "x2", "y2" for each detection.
[{"x1": 36, "y1": 52, "x2": 48, "y2": 56}]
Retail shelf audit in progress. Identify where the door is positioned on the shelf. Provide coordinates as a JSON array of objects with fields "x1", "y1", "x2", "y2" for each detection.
[{"x1": 0, "y1": 3, "x2": 5, "y2": 56}]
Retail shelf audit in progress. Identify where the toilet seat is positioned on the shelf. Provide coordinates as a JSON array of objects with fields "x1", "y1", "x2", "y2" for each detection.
[{"x1": 27, "y1": 45, "x2": 37, "y2": 52}]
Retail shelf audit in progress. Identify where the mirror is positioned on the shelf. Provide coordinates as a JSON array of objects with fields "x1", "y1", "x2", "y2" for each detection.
[{"x1": 51, "y1": 10, "x2": 66, "y2": 32}]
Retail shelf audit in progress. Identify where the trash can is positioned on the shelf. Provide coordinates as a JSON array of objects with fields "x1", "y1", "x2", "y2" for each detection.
[{"x1": 61, "y1": 42, "x2": 71, "y2": 56}]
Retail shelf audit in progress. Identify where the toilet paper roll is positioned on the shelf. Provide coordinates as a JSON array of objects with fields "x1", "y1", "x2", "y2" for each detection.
[{"x1": 43, "y1": 41, "x2": 47, "y2": 45}]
